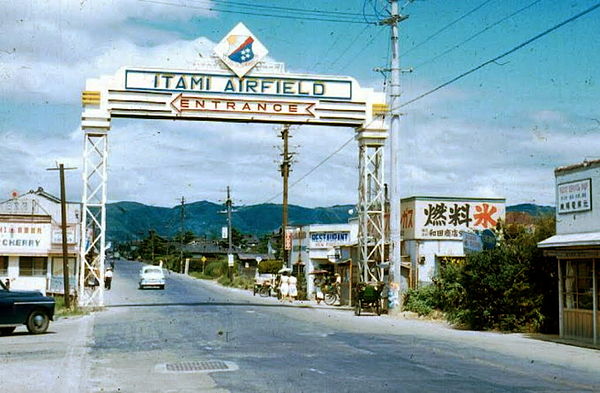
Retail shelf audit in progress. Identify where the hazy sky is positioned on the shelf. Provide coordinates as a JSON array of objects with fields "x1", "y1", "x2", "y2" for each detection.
[{"x1": 1, "y1": 0, "x2": 599, "y2": 208}]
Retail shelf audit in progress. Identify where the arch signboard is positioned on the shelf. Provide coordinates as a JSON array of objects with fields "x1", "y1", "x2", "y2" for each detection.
[{"x1": 79, "y1": 23, "x2": 389, "y2": 307}]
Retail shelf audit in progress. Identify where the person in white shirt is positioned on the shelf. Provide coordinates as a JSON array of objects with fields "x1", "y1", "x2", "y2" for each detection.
[{"x1": 105, "y1": 268, "x2": 113, "y2": 290}]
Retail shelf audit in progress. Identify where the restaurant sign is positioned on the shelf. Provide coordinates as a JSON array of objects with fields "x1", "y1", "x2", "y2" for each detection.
[
  {"x1": 0, "y1": 223, "x2": 51, "y2": 253},
  {"x1": 310, "y1": 232, "x2": 350, "y2": 248}
]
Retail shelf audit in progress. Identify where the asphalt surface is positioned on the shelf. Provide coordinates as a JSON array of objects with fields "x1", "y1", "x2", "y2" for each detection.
[
  {"x1": 2, "y1": 259, "x2": 599, "y2": 392},
  {"x1": 84, "y1": 259, "x2": 600, "y2": 393}
]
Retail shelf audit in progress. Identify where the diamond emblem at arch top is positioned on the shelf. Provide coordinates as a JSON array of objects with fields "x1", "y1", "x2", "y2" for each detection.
[{"x1": 214, "y1": 22, "x2": 269, "y2": 78}]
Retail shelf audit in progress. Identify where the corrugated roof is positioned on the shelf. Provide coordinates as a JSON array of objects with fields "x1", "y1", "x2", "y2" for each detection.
[{"x1": 538, "y1": 231, "x2": 600, "y2": 248}]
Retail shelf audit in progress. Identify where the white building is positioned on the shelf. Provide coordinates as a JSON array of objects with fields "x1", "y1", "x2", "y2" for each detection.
[
  {"x1": 0, "y1": 188, "x2": 80, "y2": 294},
  {"x1": 401, "y1": 196, "x2": 506, "y2": 286},
  {"x1": 539, "y1": 159, "x2": 600, "y2": 345},
  {"x1": 289, "y1": 222, "x2": 358, "y2": 298}
]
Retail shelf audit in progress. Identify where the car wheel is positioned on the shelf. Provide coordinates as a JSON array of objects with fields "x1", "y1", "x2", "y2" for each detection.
[
  {"x1": 26, "y1": 310, "x2": 50, "y2": 334},
  {"x1": 160, "y1": 285, "x2": 165, "y2": 290},
  {"x1": 0, "y1": 327, "x2": 16, "y2": 336}
]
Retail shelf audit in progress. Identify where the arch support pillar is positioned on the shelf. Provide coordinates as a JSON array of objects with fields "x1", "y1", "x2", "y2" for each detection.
[
  {"x1": 78, "y1": 113, "x2": 110, "y2": 308},
  {"x1": 356, "y1": 127, "x2": 388, "y2": 283}
]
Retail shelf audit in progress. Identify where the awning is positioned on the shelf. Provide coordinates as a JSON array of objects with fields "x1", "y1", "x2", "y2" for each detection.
[{"x1": 538, "y1": 231, "x2": 600, "y2": 248}]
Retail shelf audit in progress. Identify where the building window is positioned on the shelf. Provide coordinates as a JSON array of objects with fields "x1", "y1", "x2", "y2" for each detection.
[
  {"x1": 563, "y1": 259, "x2": 593, "y2": 310},
  {"x1": 19, "y1": 256, "x2": 47, "y2": 277},
  {"x1": 0, "y1": 256, "x2": 7, "y2": 276},
  {"x1": 51, "y1": 257, "x2": 76, "y2": 277}
]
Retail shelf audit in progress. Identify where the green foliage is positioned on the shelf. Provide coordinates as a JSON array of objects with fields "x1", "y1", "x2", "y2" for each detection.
[
  {"x1": 204, "y1": 259, "x2": 228, "y2": 278},
  {"x1": 403, "y1": 285, "x2": 438, "y2": 316},
  {"x1": 403, "y1": 216, "x2": 557, "y2": 332},
  {"x1": 257, "y1": 259, "x2": 283, "y2": 274}
]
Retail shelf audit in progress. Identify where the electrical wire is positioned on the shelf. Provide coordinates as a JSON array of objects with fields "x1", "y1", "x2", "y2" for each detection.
[
  {"x1": 275, "y1": 0, "x2": 600, "y2": 202},
  {"x1": 261, "y1": 134, "x2": 356, "y2": 204},
  {"x1": 394, "y1": 1, "x2": 600, "y2": 110},
  {"x1": 414, "y1": 0, "x2": 544, "y2": 70},
  {"x1": 329, "y1": 24, "x2": 374, "y2": 70},
  {"x1": 138, "y1": 0, "x2": 377, "y2": 24},
  {"x1": 198, "y1": 0, "x2": 379, "y2": 19},
  {"x1": 401, "y1": 0, "x2": 495, "y2": 57}
]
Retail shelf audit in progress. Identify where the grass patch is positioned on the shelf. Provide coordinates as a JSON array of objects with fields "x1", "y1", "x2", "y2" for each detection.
[{"x1": 54, "y1": 296, "x2": 89, "y2": 318}]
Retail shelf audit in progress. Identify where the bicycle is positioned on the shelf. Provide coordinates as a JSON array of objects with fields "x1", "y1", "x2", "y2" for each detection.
[{"x1": 323, "y1": 285, "x2": 340, "y2": 306}]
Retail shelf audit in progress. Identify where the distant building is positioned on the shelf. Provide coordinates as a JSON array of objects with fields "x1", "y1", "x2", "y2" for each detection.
[
  {"x1": 401, "y1": 196, "x2": 506, "y2": 287},
  {"x1": 539, "y1": 159, "x2": 600, "y2": 345},
  {"x1": 289, "y1": 223, "x2": 358, "y2": 301},
  {"x1": 0, "y1": 187, "x2": 80, "y2": 295}
]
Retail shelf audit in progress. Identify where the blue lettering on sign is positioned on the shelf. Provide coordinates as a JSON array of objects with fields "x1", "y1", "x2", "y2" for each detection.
[
  {"x1": 126, "y1": 70, "x2": 353, "y2": 100},
  {"x1": 310, "y1": 232, "x2": 349, "y2": 243}
]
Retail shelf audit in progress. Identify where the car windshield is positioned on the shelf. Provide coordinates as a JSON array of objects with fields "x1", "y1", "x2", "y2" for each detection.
[{"x1": 144, "y1": 267, "x2": 162, "y2": 274}]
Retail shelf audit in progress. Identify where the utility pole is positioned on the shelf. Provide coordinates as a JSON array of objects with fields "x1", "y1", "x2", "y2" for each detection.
[
  {"x1": 381, "y1": 0, "x2": 408, "y2": 313},
  {"x1": 179, "y1": 196, "x2": 185, "y2": 273},
  {"x1": 47, "y1": 163, "x2": 77, "y2": 309},
  {"x1": 279, "y1": 124, "x2": 293, "y2": 267},
  {"x1": 225, "y1": 186, "x2": 233, "y2": 280}
]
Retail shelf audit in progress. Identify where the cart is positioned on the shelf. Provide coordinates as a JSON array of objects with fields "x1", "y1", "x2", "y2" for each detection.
[{"x1": 354, "y1": 282, "x2": 383, "y2": 316}]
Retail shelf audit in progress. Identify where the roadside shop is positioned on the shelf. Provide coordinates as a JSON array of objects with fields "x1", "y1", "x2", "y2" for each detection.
[
  {"x1": 539, "y1": 159, "x2": 600, "y2": 345},
  {"x1": 0, "y1": 188, "x2": 80, "y2": 295}
]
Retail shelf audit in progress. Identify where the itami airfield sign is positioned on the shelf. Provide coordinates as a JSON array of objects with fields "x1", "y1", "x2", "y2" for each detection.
[
  {"x1": 83, "y1": 22, "x2": 384, "y2": 127},
  {"x1": 79, "y1": 22, "x2": 388, "y2": 307}
]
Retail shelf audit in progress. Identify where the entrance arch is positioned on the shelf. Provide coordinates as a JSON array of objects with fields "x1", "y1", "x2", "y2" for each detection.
[{"x1": 78, "y1": 24, "x2": 389, "y2": 307}]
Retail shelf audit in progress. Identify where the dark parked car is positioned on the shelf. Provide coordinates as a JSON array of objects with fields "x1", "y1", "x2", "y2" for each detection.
[{"x1": 0, "y1": 280, "x2": 55, "y2": 335}]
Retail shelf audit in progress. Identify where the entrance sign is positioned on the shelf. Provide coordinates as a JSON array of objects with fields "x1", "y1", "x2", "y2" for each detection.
[
  {"x1": 79, "y1": 22, "x2": 388, "y2": 307},
  {"x1": 102, "y1": 68, "x2": 379, "y2": 126}
]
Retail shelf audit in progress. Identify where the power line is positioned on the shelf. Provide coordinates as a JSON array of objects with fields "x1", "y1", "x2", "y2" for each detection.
[
  {"x1": 262, "y1": 134, "x2": 356, "y2": 204},
  {"x1": 289, "y1": 0, "x2": 600, "y2": 197},
  {"x1": 329, "y1": 24, "x2": 374, "y2": 70},
  {"x1": 138, "y1": 0, "x2": 377, "y2": 24},
  {"x1": 197, "y1": 0, "x2": 379, "y2": 19},
  {"x1": 401, "y1": 0, "x2": 495, "y2": 57},
  {"x1": 335, "y1": 24, "x2": 386, "y2": 72},
  {"x1": 394, "y1": 1, "x2": 600, "y2": 111},
  {"x1": 414, "y1": 0, "x2": 544, "y2": 70}
]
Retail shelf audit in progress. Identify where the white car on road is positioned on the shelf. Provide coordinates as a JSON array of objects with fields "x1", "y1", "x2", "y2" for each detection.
[{"x1": 138, "y1": 266, "x2": 165, "y2": 290}]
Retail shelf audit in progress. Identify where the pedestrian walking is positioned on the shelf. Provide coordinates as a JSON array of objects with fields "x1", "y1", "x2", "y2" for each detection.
[
  {"x1": 279, "y1": 273, "x2": 289, "y2": 301},
  {"x1": 105, "y1": 267, "x2": 113, "y2": 290},
  {"x1": 288, "y1": 274, "x2": 298, "y2": 302}
]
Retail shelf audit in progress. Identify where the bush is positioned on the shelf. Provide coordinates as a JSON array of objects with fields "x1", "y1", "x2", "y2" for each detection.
[
  {"x1": 402, "y1": 217, "x2": 557, "y2": 333},
  {"x1": 204, "y1": 259, "x2": 228, "y2": 278},
  {"x1": 258, "y1": 259, "x2": 283, "y2": 274},
  {"x1": 403, "y1": 285, "x2": 438, "y2": 316}
]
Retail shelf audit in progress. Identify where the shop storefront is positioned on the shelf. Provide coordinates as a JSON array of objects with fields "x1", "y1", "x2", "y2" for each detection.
[
  {"x1": 401, "y1": 196, "x2": 506, "y2": 287},
  {"x1": 0, "y1": 188, "x2": 80, "y2": 295},
  {"x1": 539, "y1": 159, "x2": 600, "y2": 345},
  {"x1": 289, "y1": 223, "x2": 357, "y2": 301}
]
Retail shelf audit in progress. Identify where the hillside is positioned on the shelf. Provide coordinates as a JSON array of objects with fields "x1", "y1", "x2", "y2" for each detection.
[
  {"x1": 107, "y1": 201, "x2": 354, "y2": 241},
  {"x1": 107, "y1": 201, "x2": 555, "y2": 242}
]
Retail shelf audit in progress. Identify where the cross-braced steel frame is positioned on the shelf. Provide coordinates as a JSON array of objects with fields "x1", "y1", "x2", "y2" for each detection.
[
  {"x1": 356, "y1": 129, "x2": 387, "y2": 283},
  {"x1": 78, "y1": 123, "x2": 109, "y2": 307}
]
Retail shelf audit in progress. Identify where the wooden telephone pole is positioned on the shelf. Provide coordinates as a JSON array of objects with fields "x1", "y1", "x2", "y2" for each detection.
[
  {"x1": 279, "y1": 124, "x2": 294, "y2": 267},
  {"x1": 47, "y1": 163, "x2": 76, "y2": 309}
]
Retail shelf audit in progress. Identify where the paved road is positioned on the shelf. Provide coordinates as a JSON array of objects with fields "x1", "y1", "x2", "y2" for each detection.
[
  {"x1": 84, "y1": 259, "x2": 600, "y2": 393},
  {"x1": 2, "y1": 259, "x2": 598, "y2": 392}
]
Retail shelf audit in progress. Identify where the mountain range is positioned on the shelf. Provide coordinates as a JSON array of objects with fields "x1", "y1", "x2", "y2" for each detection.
[{"x1": 107, "y1": 201, "x2": 555, "y2": 242}]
